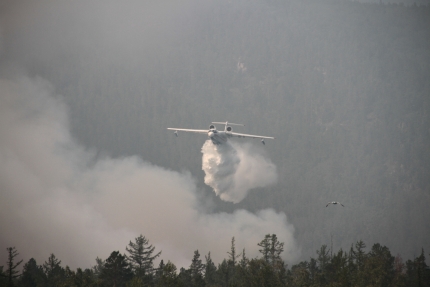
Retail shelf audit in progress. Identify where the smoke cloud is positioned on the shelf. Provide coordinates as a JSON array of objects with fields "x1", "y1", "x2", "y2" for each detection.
[
  {"x1": 0, "y1": 74, "x2": 298, "y2": 269},
  {"x1": 202, "y1": 140, "x2": 277, "y2": 203}
]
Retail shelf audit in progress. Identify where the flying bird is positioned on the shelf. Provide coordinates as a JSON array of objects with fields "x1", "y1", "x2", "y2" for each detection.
[{"x1": 326, "y1": 201, "x2": 344, "y2": 207}]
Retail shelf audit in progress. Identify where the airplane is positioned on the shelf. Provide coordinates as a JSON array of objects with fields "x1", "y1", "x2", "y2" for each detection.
[{"x1": 167, "y1": 121, "x2": 275, "y2": 145}]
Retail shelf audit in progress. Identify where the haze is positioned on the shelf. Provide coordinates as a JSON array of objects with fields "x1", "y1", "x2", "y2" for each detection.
[{"x1": 1, "y1": 0, "x2": 429, "y2": 269}]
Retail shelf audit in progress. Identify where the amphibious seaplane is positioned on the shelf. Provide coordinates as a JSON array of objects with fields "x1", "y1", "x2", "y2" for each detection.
[{"x1": 167, "y1": 121, "x2": 275, "y2": 145}]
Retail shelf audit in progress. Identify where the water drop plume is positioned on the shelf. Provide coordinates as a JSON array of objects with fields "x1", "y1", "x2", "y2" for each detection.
[{"x1": 202, "y1": 140, "x2": 277, "y2": 203}]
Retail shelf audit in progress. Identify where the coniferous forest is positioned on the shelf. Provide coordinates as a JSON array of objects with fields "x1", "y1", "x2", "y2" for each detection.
[
  {"x1": 1, "y1": 0, "x2": 430, "y2": 286},
  {"x1": 1, "y1": 236, "x2": 430, "y2": 287}
]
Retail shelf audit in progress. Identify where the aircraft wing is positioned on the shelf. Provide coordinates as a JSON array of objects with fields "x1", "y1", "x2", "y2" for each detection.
[
  {"x1": 228, "y1": 132, "x2": 275, "y2": 140},
  {"x1": 167, "y1": 128, "x2": 208, "y2": 134}
]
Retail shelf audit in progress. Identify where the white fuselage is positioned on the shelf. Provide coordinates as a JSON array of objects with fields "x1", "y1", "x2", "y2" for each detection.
[{"x1": 208, "y1": 130, "x2": 229, "y2": 144}]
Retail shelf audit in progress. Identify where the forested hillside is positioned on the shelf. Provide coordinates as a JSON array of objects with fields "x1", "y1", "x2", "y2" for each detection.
[{"x1": 2, "y1": 0, "x2": 429, "y2": 264}]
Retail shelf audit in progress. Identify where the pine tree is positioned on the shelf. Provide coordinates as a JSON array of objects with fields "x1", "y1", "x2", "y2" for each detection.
[
  {"x1": 353, "y1": 240, "x2": 367, "y2": 271},
  {"x1": 204, "y1": 252, "x2": 218, "y2": 286},
  {"x1": 100, "y1": 251, "x2": 133, "y2": 287},
  {"x1": 239, "y1": 249, "x2": 248, "y2": 270},
  {"x1": 330, "y1": 249, "x2": 350, "y2": 286},
  {"x1": 93, "y1": 257, "x2": 105, "y2": 278},
  {"x1": 154, "y1": 259, "x2": 165, "y2": 283},
  {"x1": 0, "y1": 266, "x2": 6, "y2": 286},
  {"x1": 125, "y1": 235, "x2": 161, "y2": 278},
  {"x1": 155, "y1": 261, "x2": 180, "y2": 287},
  {"x1": 406, "y1": 249, "x2": 430, "y2": 287},
  {"x1": 227, "y1": 237, "x2": 242, "y2": 285},
  {"x1": 42, "y1": 253, "x2": 64, "y2": 287},
  {"x1": 290, "y1": 261, "x2": 311, "y2": 287},
  {"x1": 178, "y1": 267, "x2": 191, "y2": 286},
  {"x1": 5, "y1": 247, "x2": 23, "y2": 287},
  {"x1": 227, "y1": 237, "x2": 241, "y2": 267},
  {"x1": 269, "y1": 234, "x2": 284, "y2": 271},
  {"x1": 316, "y1": 244, "x2": 330, "y2": 286},
  {"x1": 74, "y1": 268, "x2": 95, "y2": 287},
  {"x1": 19, "y1": 258, "x2": 45, "y2": 287},
  {"x1": 62, "y1": 266, "x2": 76, "y2": 286},
  {"x1": 351, "y1": 240, "x2": 367, "y2": 287},
  {"x1": 258, "y1": 234, "x2": 271, "y2": 263},
  {"x1": 189, "y1": 250, "x2": 205, "y2": 287},
  {"x1": 359, "y1": 243, "x2": 394, "y2": 287},
  {"x1": 236, "y1": 249, "x2": 251, "y2": 286},
  {"x1": 393, "y1": 255, "x2": 407, "y2": 287},
  {"x1": 308, "y1": 257, "x2": 318, "y2": 285},
  {"x1": 248, "y1": 258, "x2": 283, "y2": 287},
  {"x1": 217, "y1": 260, "x2": 230, "y2": 286}
]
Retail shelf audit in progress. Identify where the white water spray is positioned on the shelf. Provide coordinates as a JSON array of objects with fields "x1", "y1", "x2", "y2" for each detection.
[{"x1": 202, "y1": 140, "x2": 277, "y2": 203}]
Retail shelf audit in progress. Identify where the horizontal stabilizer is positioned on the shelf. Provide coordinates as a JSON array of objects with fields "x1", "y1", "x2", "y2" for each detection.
[{"x1": 212, "y1": 121, "x2": 244, "y2": 126}]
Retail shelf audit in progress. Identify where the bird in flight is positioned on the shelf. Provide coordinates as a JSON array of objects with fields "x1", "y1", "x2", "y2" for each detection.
[{"x1": 326, "y1": 201, "x2": 344, "y2": 207}]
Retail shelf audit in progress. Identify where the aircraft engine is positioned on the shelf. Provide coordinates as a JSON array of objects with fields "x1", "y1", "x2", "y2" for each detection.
[
  {"x1": 209, "y1": 125, "x2": 216, "y2": 130},
  {"x1": 226, "y1": 126, "x2": 232, "y2": 132}
]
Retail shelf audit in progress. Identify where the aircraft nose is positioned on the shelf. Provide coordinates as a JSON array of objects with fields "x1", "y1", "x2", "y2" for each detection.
[{"x1": 208, "y1": 131, "x2": 214, "y2": 138}]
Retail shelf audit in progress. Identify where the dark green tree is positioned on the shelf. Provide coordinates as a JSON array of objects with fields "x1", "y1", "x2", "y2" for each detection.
[
  {"x1": 289, "y1": 261, "x2": 310, "y2": 287},
  {"x1": 258, "y1": 234, "x2": 271, "y2": 263},
  {"x1": 125, "y1": 235, "x2": 161, "y2": 279},
  {"x1": 100, "y1": 251, "x2": 133, "y2": 287},
  {"x1": 155, "y1": 261, "x2": 181, "y2": 287},
  {"x1": 177, "y1": 267, "x2": 191, "y2": 287},
  {"x1": 329, "y1": 249, "x2": 350, "y2": 286},
  {"x1": 93, "y1": 257, "x2": 105, "y2": 277},
  {"x1": 0, "y1": 266, "x2": 6, "y2": 286},
  {"x1": 204, "y1": 252, "x2": 218, "y2": 286},
  {"x1": 189, "y1": 250, "x2": 205, "y2": 287},
  {"x1": 352, "y1": 240, "x2": 367, "y2": 286},
  {"x1": 236, "y1": 249, "x2": 251, "y2": 286},
  {"x1": 227, "y1": 237, "x2": 242, "y2": 285},
  {"x1": 42, "y1": 253, "x2": 64, "y2": 287},
  {"x1": 154, "y1": 259, "x2": 165, "y2": 284},
  {"x1": 62, "y1": 266, "x2": 76, "y2": 286},
  {"x1": 227, "y1": 237, "x2": 241, "y2": 267},
  {"x1": 257, "y1": 234, "x2": 285, "y2": 268},
  {"x1": 216, "y1": 259, "x2": 230, "y2": 286},
  {"x1": 268, "y1": 234, "x2": 285, "y2": 274},
  {"x1": 18, "y1": 258, "x2": 45, "y2": 287},
  {"x1": 5, "y1": 247, "x2": 23, "y2": 287},
  {"x1": 92, "y1": 257, "x2": 105, "y2": 286},
  {"x1": 75, "y1": 268, "x2": 95, "y2": 287},
  {"x1": 405, "y1": 249, "x2": 430, "y2": 287},
  {"x1": 393, "y1": 255, "x2": 407, "y2": 287},
  {"x1": 248, "y1": 258, "x2": 283, "y2": 287},
  {"x1": 361, "y1": 243, "x2": 394, "y2": 287},
  {"x1": 316, "y1": 244, "x2": 330, "y2": 286}
]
